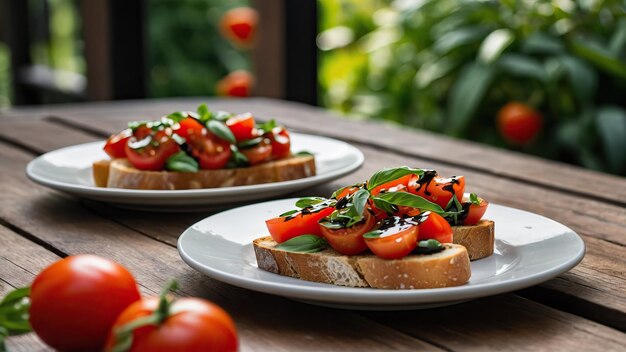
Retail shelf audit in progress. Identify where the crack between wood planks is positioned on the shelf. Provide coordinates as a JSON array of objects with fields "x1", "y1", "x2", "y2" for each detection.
[
  {"x1": 0, "y1": 134, "x2": 44, "y2": 156},
  {"x1": 44, "y1": 115, "x2": 110, "y2": 138},
  {"x1": 0, "y1": 218, "x2": 68, "y2": 259}
]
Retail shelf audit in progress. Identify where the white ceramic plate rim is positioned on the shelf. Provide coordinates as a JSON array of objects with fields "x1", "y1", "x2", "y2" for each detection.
[
  {"x1": 178, "y1": 199, "x2": 585, "y2": 305},
  {"x1": 25, "y1": 133, "x2": 364, "y2": 199}
]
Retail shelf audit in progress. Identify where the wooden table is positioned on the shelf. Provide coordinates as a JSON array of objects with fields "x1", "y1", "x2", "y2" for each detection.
[{"x1": 1, "y1": 98, "x2": 625, "y2": 351}]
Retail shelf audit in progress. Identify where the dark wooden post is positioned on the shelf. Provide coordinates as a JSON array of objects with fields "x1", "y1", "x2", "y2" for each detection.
[{"x1": 252, "y1": 0, "x2": 318, "y2": 105}]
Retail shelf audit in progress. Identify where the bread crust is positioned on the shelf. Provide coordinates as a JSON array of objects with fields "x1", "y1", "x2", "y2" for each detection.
[
  {"x1": 93, "y1": 156, "x2": 316, "y2": 190},
  {"x1": 452, "y1": 220, "x2": 495, "y2": 260},
  {"x1": 253, "y1": 236, "x2": 471, "y2": 289}
]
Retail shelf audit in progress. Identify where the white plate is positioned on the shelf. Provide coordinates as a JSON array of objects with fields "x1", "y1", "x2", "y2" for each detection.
[
  {"x1": 178, "y1": 198, "x2": 585, "y2": 310},
  {"x1": 26, "y1": 133, "x2": 364, "y2": 211}
]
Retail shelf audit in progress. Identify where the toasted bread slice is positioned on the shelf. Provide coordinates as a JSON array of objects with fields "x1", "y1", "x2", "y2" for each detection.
[
  {"x1": 452, "y1": 220, "x2": 495, "y2": 260},
  {"x1": 253, "y1": 236, "x2": 471, "y2": 289},
  {"x1": 92, "y1": 155, "x2": 316, "y2": 190}
]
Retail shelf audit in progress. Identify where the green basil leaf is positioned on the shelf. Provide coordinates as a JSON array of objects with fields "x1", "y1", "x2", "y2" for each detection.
[
  {"x1": 367, "y1": 167, "x2": 423, "y2": 191},
  {"x1": 237, "y1": 136, "x2": 264, "y2": 149},
  {"x1": 257, "y1": 119, "x2": 277, "y2": 134},
  {"x1": 207, "y1": 120, "x2": 236, "y2": 144},
  {"x1": 196, "y1": 104, "x2": 211, "y2": 122},
  {"x1": 0, "y1": 287, "x2": 31, "y2": 336},
  {"x1": 165, "y1": 152, "x2": 199, "y2": 172},
  {"x1": 294, "y1": 151, "x2": 314, "y2": 157},
  {"x1": 347, "y1": 189, "x2": 370, "y2": 226},
  {"x1": 230, "y1": 145, "x2": 250, "y2": 167},
  {"x1": 372, "y1": 197, "x2": 397, "y2": 215},
  {"x1": 373, "y1": 192, "x2": 444, "y2": 214},
  {"x1": 415, "y1": 239, "x2": 444, "y2": 254},
  {"x1": 166, "y1": 111, "x2": 186, "y2": 122},
  {"x1": 295, "y1": 197, "x2": 327, "y2": 208},
  {"x1": 363, "y1": 230, "x2": 383, "y2": 239},
  {"x1": 279, "y1": 209, "x2": 299, "y2": 217},
  {"x1": 470, "y1": 193, "x2": 480, "y2": 205},
  {"x1": 214, "y1": 110, "x2": 234, "y2": 122},
  {"x1": 128, "y1": 121, "x2": 148, "y2": 131},
  {"x1": 275, "y1": 235, "x2": 328, "y2": 253}
]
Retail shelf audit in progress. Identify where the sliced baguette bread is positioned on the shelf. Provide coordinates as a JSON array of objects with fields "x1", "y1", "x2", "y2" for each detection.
[
  {"x1": 253, "y1": 236, "x2": 471, "y2": 289},
  {"x1": 452, "y1": 219, "x2": 494, "y2": 261},
  {"x1": 93, "y1": 155, "x2": 316, "y2": 190}
]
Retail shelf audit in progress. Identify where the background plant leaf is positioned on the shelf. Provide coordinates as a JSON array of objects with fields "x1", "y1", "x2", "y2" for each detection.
[
  {"x1": 447, "y1": 62, "x2": 496, "y2": 135},
  {"x1": 596, "y1": 106, "x2": 626, "y2": 173}
]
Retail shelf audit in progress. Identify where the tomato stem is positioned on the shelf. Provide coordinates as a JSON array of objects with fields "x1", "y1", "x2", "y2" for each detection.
[{"x1": 111, "y1": 280, "x2": 179, "y2": 352}]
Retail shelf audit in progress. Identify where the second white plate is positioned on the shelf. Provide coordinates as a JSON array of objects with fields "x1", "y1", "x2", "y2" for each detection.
[
  {"x1": 26, "y1": 133, "x2": 364, "y2": 211},
  {"x1": 178, "y1": 198, "x2": 585, "y2": 310}
]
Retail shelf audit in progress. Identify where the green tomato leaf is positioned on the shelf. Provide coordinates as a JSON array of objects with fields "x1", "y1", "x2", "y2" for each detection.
[
  {"x1": 447, "y1": 61, "x2": 496, "y2": 135},
  {"x1": 478, "y1": 28, "x2": 514, "y2": 64},
  {"x1": 596, "y1": 106, "x2": 626, "y2": 174},
  {"x1": 497, "y1": 54, "x2": 546, "y2": 82},
  {"x1": 521, "y1": 32, "x2": 565, "y2": 54},
  {"x1": 558, "y1": 55, "x2": 597, "y2": 104},
  {"x1": 367, "y1": 166, "x2": 423, "y2": 191},
  {"x1": 0, "y1": 287, "x2": 31, "y2": 336},
  {"x1": 207, "y1": 120, "x2": 236, "y2": 144},
  {"x1": 569, "y1": 36, "x2": 626, "y2": 79},
  {"x1": 165, "y1": 152, "x2": 199, "y2": 172},
  {"x1": 275, "y1": 235, "x2": 329, "y2": 253}
]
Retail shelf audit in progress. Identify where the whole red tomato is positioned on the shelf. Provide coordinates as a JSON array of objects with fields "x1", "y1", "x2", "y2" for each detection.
[
  {"x1": 219, "y1": 7, "x2": 259, "y2": 48},
  {"x1": 105, "y1": 295, "x2": 238, "y2": 352},
  {"x1": 216, "y1": 70, "x2": 254, "y2": 97},
  {"x1": 497, "y1": 102, "x2": 543, "y2": 145},
  {"x1": 29, "y1": 255, "x2": 141, "y2": 351}
]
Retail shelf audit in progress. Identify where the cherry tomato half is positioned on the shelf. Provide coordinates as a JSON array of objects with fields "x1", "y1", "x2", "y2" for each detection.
[
  {"x1": 267, "y1": 127, "x2": 291, "y2": 159},
  {"x1": 175, "y1": 116, "x2": 205, "y2": 141},
  {"x1": 241, "y1": 140, "x2": 272, "y2": 165},
  {"x1": 29, "y1": 255, "x2": 141, "y2": 352},
  {"x1": 266, "y1": 206, "x2": 334, "y2": 243},
  {"x1": 104, "y1": 129, "x2": 132, "y2": 158},
  {"x1": 416, "y1": 212, "x2": 453, "y2": 243},
  {"x1": 320, "y1": 211, "x2": 375, "y2": 255},
  {"x1": 226, "y1": 113, "x2": 257, "y2": 141},
  {"x1": 106, "y1": 297, "x2": 238, "y2": 352},
  {"x1": 462, "y1": 197, "x2": 489, "y2": 225},
  {"x1": 125, "y1": 131, "x2": 181, "y2": 171},
  {"x1": 187, "y1": 131, "x2": 233, "y2": 170},
  {"x1": 364, "y1": 216, "x2": 419, "y2": 259},
  {"x1": 408, "y1": 172, "x2": 465, "y2": 209}
]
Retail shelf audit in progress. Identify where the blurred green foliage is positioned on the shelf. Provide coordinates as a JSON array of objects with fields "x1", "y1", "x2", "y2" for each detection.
[
  {"x1": 148, "y1": 0, "x2": 250, "y2": 98},
  {"x1": 318, "y1": 0, "x2": 626, "y2": 175}
]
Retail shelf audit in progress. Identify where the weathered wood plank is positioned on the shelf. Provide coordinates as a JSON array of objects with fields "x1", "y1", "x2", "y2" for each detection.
[
  {"x1": 3, "y1": 97, "x2": 625, "y2": 206},
  {"x1": 0, "y1": 142, "x2": 442, "y2": 352}
]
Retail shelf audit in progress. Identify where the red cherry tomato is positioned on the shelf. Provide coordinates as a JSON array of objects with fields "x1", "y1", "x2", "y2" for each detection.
[
  {"x1": 29, "y1": 255, "x2": 141, "y2": 352},
  {"x1": 497, "y1": 102, "x2": 543, "y2": 145},
  {"x1": 241, "y1": 140, "x2": 272, "y2": 165},
  {"x1": 104, "y1": 129, "x2": 132, "y2": 158},
  {"x1": 125, "y1": 131, "x2": 181, "y2": 171},
  {"x1": 105, "y1": 297, "x2": 238, "y2": 352},
  {"x1": 364, "y1": 216, "x2": 419, "y2": 259},
  {"x1": 219, "y1": 7, "x2": 259, "y2": 48},
  {"x1": 267, "y1": 127, "x2": 291, "y2": 159},
  {"x1": 226, "y1": 113, "x2": 257, "y2": 141},
  {"x1": 266, "y1": 206, "x2": 334, "y2": 243},
  {"x1": 369, "y1": 174, "x2": 413, "y2": 196},
  {"x1": 187, "y1": 131, "x2": 233, "y2": 170},
  {"x1": 216, "y1": 70, "x2": 254, "y2": 97},
  {"x1": 320, "y1": 211, "x2": 375, "y2": 255},
  {"x1": 408, "y1": 172, "x2": 465, "y2": 209},
  {"x1": 462, "y1": 197, "x2": 489, "y2": 225},
  {"x1": 175, "y1": 116, "x2": 205, "y2": 141},
  {"x1": 416, "y1": 212, "x2": 453, "y2": 243}
]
